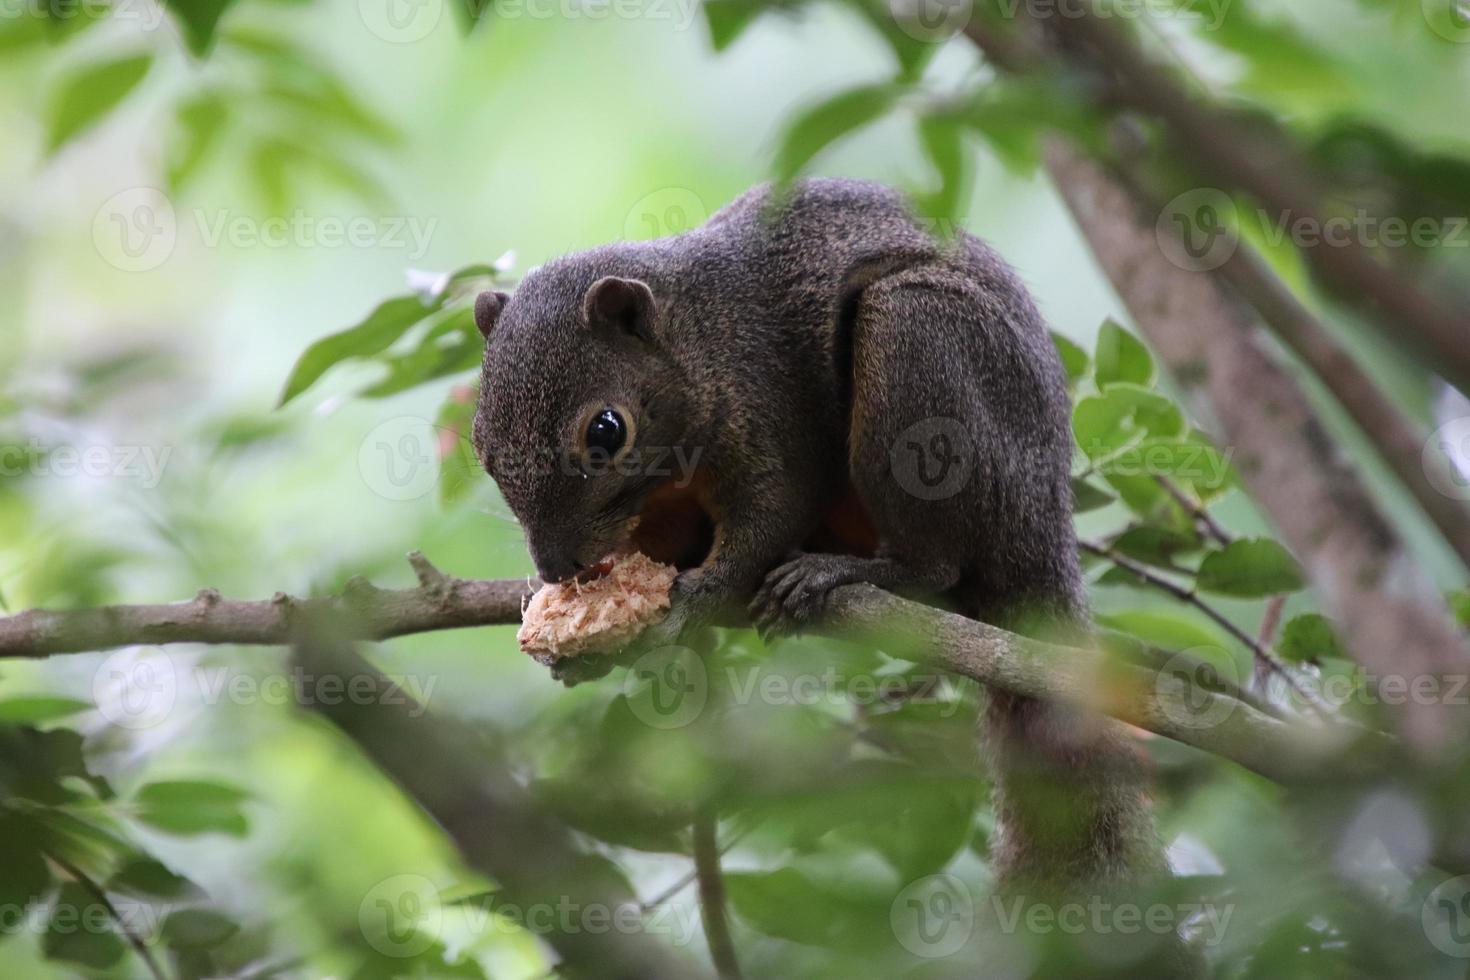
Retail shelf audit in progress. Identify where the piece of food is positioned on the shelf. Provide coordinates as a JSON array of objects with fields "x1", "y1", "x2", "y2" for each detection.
[{"x1": 517, "y1": 551, "x2": 677, "y2": 664}]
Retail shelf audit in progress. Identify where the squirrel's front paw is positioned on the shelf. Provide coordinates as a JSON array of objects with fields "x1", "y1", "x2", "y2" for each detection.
[{"x1": 749, "y1": 552, "x2": 857, "y2": 642}]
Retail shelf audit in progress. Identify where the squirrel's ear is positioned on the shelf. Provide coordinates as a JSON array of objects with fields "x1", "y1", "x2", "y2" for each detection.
[
  {"x1": 582, "y1": 276, "x2": 656, "y2": 344},
  {"x1": 474, "y1": 290, "x2": 511, "y2": 339}
]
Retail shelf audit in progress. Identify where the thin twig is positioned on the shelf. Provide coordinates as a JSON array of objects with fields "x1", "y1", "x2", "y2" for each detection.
[
  {"x1": 641, "y1": 828, "x2": 748, "y2": 913},
  {"x1": 1254, "y1": 595, "x2": 1290, "y2": 691},
  {"x1": 1081, "y1": 539, "x2": 1323, "y2": 713},
  {"x1": 46, "y1": 851, "x2": 169, "y2": 980},
  {"x1": 1156, "y1": 476, "x2": 1232, "y2": 548},
  {"x1": 692, "y1": 806, "x2": 741, "y2": 980}
]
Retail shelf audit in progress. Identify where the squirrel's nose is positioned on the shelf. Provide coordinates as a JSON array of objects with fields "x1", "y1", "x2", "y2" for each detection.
[{"x1": 536, "y1": 559, "x2": 585, "y2": 584}]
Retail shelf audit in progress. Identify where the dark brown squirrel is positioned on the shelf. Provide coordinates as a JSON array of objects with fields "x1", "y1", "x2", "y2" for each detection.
[{"x1": 470, "y1": 178, "x2": 1167, "y2": 893}]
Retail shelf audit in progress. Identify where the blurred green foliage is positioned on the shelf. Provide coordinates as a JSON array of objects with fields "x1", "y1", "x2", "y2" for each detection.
[{"x1": 1, "y1": 0, "x2": 1468, "y2": 976}]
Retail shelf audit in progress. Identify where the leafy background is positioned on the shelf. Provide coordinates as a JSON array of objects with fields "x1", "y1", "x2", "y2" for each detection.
[{"x1": 1, "y1": 0, "x2": 1469, "y2": 976}]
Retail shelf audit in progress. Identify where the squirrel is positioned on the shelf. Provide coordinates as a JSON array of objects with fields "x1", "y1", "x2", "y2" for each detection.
[{"x1": 471, "y1": 178, "x2": 1167, "y2": 896}]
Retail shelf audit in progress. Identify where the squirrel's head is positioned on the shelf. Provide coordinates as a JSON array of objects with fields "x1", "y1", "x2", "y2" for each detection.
[{"x1": 470, "y1": 265, "x2": 707, "y2": 584}]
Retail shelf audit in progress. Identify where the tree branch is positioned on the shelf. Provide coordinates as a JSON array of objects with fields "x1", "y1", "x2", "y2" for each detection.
[
  {"x1": 1080, "y1": 540, "x2": 1319, "y2": 711},
  {"x1": 0, "y1": 554, "x2": 1386, "y2": 784},
  {"x1": 289, "y1": 613, "x2": 705, "y2": 980},
  {"x1": 1036, "y1": 5, "x2": 1470, "y2": 396},
  {"x1": 692, "y1": 806, "x2": 741, "y2": 980},
  {"x1": 0, "y1": 552, "x2": 530, "y2": 659},
  {"x1": 1042, "y1": 138, "x2": 1470, "y2": 756}
]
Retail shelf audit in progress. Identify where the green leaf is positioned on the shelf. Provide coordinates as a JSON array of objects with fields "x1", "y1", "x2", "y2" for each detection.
[
  {"x1": 168, "y1": 92, "x2": 230, "y2": 192},
  {"x1": 1110, "y1": 526, "x2": 1202, "y2": 568},
  {"x1": 703, "y1": 0, "x2": 761, "y2": 51},
  {"x1": 108, "y1": 857, "x2": 198, "y2": 898},
  {"x1": 1070, "y1": 477, "x2": 1114, "y2": 514},
  {"x1": 1052, "y1": 331, "x2": 1089, "y2": 388},
  {"x1": 0, "y1": 696, "x2": 91, "y2": 723},
  {"x1": 133, "y1": 781, "x2": 249, "y2": 837},
  {"x1": 43, "y1": 882, "x2": 127, "y2": 970},
  {"x1": 1277, "y1": 614, "x2": 1343, "y2": 665},
  {"x1": 161, "y1": 908, "x2": 240, "y2": 949},
  {"x1": 1196, "y1": 539, "x2": 1304, "y2": 598},
  {"x1": 1099, "y1": 438, "x2": 1236, "y2": 500},
  {"x1": 1094, "y1": 319, "x2": 1154, "y2": 387},
  {"x1": 46, "y1": 53, "x2": 153, "y2": 154},
  {"x1": 278, "y1": 295, "x2": 442, "y2": 406},
  {"x1": 1073, "y1": 385, "x2": 1185, "y2": 460},
  {"x1": 1448, "y1": 589, "x2": 1470, "y2": 629},
  {"x1": 1095, "y1": 609, "x2": 1230, "y2": 654},
  {"x1": 725, "y1": 868, "x2": 887, "y2": 948},
  {"x1": 914, "y1": 113, "x2": 970, "y2": 229},
  {"x1": 359, "y1": 307, "x2": 482, "y2": 399},
  {"x1": 0, "y1": 815, "x2": 50, "y2": 915},
  {"x1": 774, "y1": 84, "x2": 902, "y2": 182},
  {"x1": 165, "y1": 0, "x2": 241, "y2": 56}
]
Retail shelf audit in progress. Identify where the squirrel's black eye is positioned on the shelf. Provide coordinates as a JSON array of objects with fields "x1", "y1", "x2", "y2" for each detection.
[{"x1": 585, "y1": 408, "x2": 626, "y2": 456}]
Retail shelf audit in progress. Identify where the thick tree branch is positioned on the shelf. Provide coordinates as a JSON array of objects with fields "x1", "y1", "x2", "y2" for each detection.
[
  {"x1": 0, "y1": 554, "x2": 1384, "y2": 784},
  {"x1": 290, "y1": 614, "x2": 705, "y2": 980},
  {"x1": 1037, "y1": 6, "x2": 1470, "y2": 396},
  {"x1": 1044, "y1": 139, "x2": 1470, "y2": 755}
]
